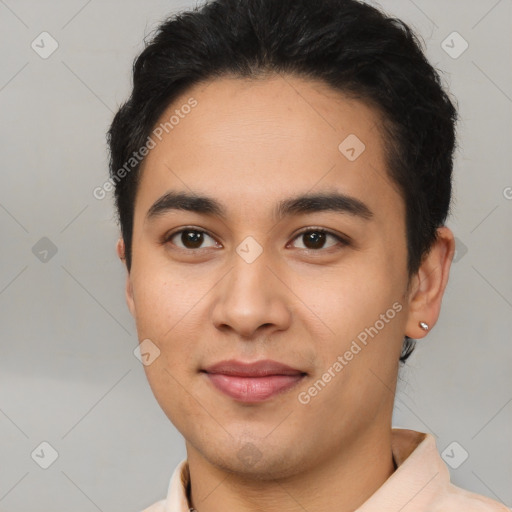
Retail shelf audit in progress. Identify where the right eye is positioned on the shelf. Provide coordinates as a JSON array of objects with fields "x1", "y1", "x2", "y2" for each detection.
[{"x1": 165, "y1": 228, "x2": 221, "y2": 250}]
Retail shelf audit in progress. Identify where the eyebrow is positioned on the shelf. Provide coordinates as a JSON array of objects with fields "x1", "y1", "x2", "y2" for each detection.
[{"x1": 146, "y1": 190, "x2": 374, "y2": 222}]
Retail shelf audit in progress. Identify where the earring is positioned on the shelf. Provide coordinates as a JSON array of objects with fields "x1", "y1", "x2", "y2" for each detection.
[{"x1": 419, "y1": 321, "x2": 429, "y2": 331}]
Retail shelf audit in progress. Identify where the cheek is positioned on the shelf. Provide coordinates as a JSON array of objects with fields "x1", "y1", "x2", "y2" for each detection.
[
  {"x1": 130, "y1": 263, "x2": 215, "y2": 381},
  {"x1": 143, "y1": 359, "x2": 204, "y2": 433},
  {"x1": 296, "y1": 261, "x2": 406, "y2": 382},
  {"x1": 131, "y1": 279, "x2": 173, "y2": 339},
  {"x1": 133, "y1": 272, "x2": 203, "y2": 421},
  {"x1": 130, "y1": 262, "x2": 202, "y2": 339},
  {"x1": 293, "y1": 262, "x2": 392, "y2": 334}
]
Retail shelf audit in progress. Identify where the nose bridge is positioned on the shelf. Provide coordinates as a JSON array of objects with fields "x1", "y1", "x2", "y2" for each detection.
[{"x1": 211, "y1": 243, "x2": 292, "y2": 337}]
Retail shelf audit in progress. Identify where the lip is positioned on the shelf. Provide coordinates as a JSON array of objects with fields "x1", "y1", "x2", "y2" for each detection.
[
  {"x1": 202, "y1": 359, "x2": 306, "y2": 402},
  {"x1": 203, "y1": 359, "x2": 305, "y2": 377}
]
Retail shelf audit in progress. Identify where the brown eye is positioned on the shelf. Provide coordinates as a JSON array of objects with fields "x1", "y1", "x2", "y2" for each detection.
[
  {"x1": 167, "y1": 229, "x2": 218, "y2": 250},
  {"x1": 291, "y1": 229, "x2": 349, "y2": 251}
]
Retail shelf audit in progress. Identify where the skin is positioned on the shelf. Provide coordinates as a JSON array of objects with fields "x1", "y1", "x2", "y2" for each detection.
[{"x1": 116, "y1": 73, "x2": 455, "y2": 512}]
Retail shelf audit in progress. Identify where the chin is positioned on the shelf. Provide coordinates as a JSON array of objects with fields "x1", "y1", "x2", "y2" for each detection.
[{"x1": 199, "y1": 438, "x2": 307, "y2": 481}]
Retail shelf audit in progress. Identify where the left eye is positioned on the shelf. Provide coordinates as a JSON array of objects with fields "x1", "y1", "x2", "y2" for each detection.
[{"x1": 290, "y1": 229, "x2": 348, "y2": 250}]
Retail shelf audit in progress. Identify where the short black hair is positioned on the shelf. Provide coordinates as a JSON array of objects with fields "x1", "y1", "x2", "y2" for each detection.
[{"x1": 107, "y1": 0, "x2": 457, "y2": 363}]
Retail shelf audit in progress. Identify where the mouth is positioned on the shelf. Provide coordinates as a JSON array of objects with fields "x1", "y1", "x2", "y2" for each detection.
[{"x1": 201, "y1": 359, "x2": 307, "y2": 403}]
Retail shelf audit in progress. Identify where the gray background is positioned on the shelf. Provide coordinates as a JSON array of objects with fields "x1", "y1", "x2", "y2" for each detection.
[{"x1": 0, "y1": 0, "x2": 511, "y2": 511}]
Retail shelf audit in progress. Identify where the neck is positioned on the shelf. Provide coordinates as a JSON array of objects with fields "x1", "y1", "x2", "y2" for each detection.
[{"x1": 186, "y1": 426, "x2": 395, "y2": 512}]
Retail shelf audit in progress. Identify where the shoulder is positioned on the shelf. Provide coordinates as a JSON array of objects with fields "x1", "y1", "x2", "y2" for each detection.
[{"x1": 434, "y1": 482, "x2": 510, "y2": 511}]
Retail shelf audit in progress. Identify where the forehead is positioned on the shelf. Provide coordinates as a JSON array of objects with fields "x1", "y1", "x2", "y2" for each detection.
[{"x1": 135, "y1": 74, "x2": 403, "y2": 226}]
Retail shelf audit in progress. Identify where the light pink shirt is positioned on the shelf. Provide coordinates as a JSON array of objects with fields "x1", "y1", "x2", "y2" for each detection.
[{"x1": 142, "y1": 428, "x2": 509, "y2": 511}]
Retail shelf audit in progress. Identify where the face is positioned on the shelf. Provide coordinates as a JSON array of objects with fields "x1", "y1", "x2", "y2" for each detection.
[{"x1": 122, "y1": 74, "x2": 420, "y2": 479}]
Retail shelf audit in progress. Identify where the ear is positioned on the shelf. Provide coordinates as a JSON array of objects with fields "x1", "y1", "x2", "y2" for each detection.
[
  {"x1": 404, "y1": 226, "x2": 455, "y2": 339},
  {"x1": 116, "y1": 237, "x2": 136, "y2": 317}
]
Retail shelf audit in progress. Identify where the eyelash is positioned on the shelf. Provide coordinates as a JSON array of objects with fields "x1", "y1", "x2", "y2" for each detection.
[{"x1": 162, "y1": 226, "x2": 351, "y2": 252}]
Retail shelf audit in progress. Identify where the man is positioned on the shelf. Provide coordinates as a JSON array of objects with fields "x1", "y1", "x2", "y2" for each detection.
[{"x1": 107, "y1": 0, "x2": 508, "y2": 510}]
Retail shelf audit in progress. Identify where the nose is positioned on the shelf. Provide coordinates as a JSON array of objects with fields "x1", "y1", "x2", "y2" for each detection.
[{"x1": 210, "y1": 249, "x2": 292, "y2": 339}]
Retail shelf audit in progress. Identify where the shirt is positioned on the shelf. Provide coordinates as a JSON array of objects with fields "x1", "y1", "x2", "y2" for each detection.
[{"x1": 142, "y1": 428, "x2": 509, "y2": 511}]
